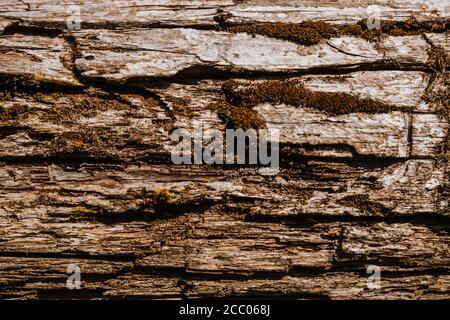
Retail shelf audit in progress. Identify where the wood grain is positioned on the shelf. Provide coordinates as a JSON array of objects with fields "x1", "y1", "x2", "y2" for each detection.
[
  {"x1": 0, "y1": 0, "x2": 448, "y2": 300},
  {"x1": 0, "y1": 0, "x2": 448, "y2": 32},
  {"x1": 73, "y1": 29, "x2": 433, "y2": 80}
]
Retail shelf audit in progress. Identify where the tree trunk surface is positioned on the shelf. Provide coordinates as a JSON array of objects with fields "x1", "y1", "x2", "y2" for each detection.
[{"x1": 0, "y1": 0, "x2": 448, "y2": 299}]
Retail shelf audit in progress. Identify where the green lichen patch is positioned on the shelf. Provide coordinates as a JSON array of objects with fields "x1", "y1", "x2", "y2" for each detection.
[
  {"x1": 339, "y1": 194, "x2": 391, "y2": 215},
  {"x1": 137, "y1": 187, "x2": 175, "y2": 213},
  {"x1": 71, "y1": 205, "x2": 96, "y2": 214},
  {"x1": 211, "y1": 99, "x2": 266, "y2": 130},
  {"x1": 221, "y1": 79, "x2": 409, "y2": 115}
]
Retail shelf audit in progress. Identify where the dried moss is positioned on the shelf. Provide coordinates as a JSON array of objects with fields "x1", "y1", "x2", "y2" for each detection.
[
  {"x1": 339, "y1": 194, "x2": 390, "y2": 215},
  {"x1": 212, "y1": 77, "x2": 408, "y2": 129},
  {"x1": 222, "y1": 79, "x2": 408, "y2": 115},
  {"x1": 218, "y1": 18, "x2": 449, "y2": 45},
  {"x1": 145, "y1": 188, "x2": 174, "y2": 212},
  {"x1": 0, "y1": 90, "x2": 14, "y2": 102},
  {"x1": 37, "y1": 92, "x2": 131, "y2": 123},
  {"x1": 371, "y1": 18, "x2": 449, "y2": 35},
  {"x1": 0, "y1": 85, "x2": 29, "y2": 122},
  {"x1": 427, "y1": 46, "x2": 449, "y2": 73},
  {"x1": 1, "y1": 89, "x2": 159, "y2": 124},
  {"x1": 211, "y1": 99, "x2": 266, "y2": 130}
]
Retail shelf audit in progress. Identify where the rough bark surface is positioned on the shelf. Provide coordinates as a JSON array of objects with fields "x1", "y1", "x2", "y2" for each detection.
[{"x1": 0, "y1": 0, "x2": 449, "y2": 300}]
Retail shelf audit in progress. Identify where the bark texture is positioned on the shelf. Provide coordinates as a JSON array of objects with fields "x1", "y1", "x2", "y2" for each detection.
[{"x1": 0, "y1": 0, "x2": 449, "y2": 300}]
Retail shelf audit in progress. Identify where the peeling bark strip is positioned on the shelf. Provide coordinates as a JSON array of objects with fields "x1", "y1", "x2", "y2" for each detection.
[
  {"x1": 0, "y1": 0, "x2": 449, "y2": 300},
  {"x1": 72, "y1": 29, "x2": 434, "y2": 80}
]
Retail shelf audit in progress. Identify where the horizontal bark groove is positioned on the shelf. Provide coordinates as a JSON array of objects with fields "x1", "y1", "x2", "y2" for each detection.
[
  {"x1": 1, "y1": 71, "x2": 448, "y2": 161},
  {"x1": 0, "y1": 160, "x2": 447, "y2": 217},
  {"x1": 1, "y1": 0, "x2": 449, "y2": 32}
]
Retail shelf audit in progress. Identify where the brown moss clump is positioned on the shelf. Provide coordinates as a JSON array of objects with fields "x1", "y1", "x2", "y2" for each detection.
[
  {"x1": 338, "y1": 23, "x2": 382, "y2": 42},
  {"x1": 219, "y1": 18, "x2": 449, "y2": 45},
  {"x1": 0, "y1": 90, "x2": 14, "y2": 102},
  {"x1": 211, "y1": 99, "x2": 266, "y2": 130},
  {"x1": 71, "y1": 206, "x2": 95, "y2": 214},
  {"x1": 422, "y1": 68, "x2": 449, "y2": 121},
  {"x1": 221, "y1": 79, "x2": 408, "y2": 115},
  {"x1": 0, "y1": 89, "x2": 29, "y2": 122},
  {"x1": 48, "y1": 128, "x2": 114, "y2": 156},
  {"x1": 36, "y1": 92, "x2": 130, "y2": 123},
  {"x1": 370, "y1": 18, "x2": 449, "y2": 35},
  {"x1": 152, "y1": 188, "x2": 172, "y2": 206},
  {"x1": 338, "y1": 194, "x2": 390, "y2": 215}
]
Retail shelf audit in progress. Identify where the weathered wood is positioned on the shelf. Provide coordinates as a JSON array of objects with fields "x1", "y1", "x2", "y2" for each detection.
[
  {"x1": 0, "y1": 90, "x2": 170, "y2": 159},
  {"x1": 73, "y1": 29, "x2": 432, "y2": 80},
  {"x1": 299, "y1": 71, "x2": 433, "y2": 112},
  {"x1": 0, "y1": 17, "x2": 14, "y2": 35},
  {"x1": 184, "y1": 274, "x2": 450, "y2": 299},
  {"x1": 0, "y1": 0, "x2": 448, "y2": 33},
  {"x1": 1, "y1": 72, "x2": 447, "y2": 159},
  {"x1": 222, "y1": 1, "x2": 450, "y2": 25},
  {"x1": 0, "y1": 35, "x2": 80, "y2": 86},
  {"x1": 0, "y1": 161, "x2": 446, "y2": 219},
  {"x1": 426, "y1": 32, "x2": 450, "y2": 56},
  {"x1": 0, "y1": 0, "x2": 448, "y2": 300},
  {"x1": 412, "y1": 114, "x2": 448, "y2": 157}
]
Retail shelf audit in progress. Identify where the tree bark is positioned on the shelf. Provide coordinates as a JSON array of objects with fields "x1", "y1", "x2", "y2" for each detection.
[{"x1": 0, "y1": 0, "x2": 448, "y2": 300}]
